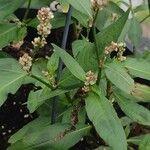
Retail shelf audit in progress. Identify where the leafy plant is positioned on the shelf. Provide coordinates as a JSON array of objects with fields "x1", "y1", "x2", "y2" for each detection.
[{"x1": 0, "y1": 0, "x2": 150, "y2": 150}]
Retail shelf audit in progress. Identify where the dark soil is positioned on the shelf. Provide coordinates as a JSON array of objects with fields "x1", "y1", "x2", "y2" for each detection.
[{"x1": 0, "y1": 84, "x2": 37, "y2": 150}]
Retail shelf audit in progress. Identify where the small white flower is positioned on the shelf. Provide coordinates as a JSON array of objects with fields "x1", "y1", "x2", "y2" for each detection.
[{"x1": 19, "y1": 53, "x2": 32, "y2": 71}]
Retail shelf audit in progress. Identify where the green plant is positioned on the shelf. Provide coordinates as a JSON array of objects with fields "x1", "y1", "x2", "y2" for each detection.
[{"x1": 0, "y1": 0, "x2": 150, "y2": 150}]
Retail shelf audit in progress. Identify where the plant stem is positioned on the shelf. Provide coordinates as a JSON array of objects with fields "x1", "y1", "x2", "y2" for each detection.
[
  {"x1": 51, "y1": 6, "x2": 73, "y2": 124},
  {"x1": 23, "y1": 0, "x2": 32, "y2": 21}
]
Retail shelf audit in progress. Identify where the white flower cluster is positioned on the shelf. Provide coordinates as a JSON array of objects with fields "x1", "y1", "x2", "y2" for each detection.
[
  {"x1": 19, "y1": 53, "x2": 32, "y2": 71},
  {"x1": 105, "y1": 41, "x2": 126, "y2": 61},
  {"x1": 32, "y1": 37, "x2": 47, "y2": 48},
  {"x1": 91, "y1": 0, "x2": 109, "y2": 11},
  {"x1": 32, "y1": 7, "x2": 54, "y2": 48},
  {"x1": 82, "y1": 71, "x2": 97, "y2": 92}
]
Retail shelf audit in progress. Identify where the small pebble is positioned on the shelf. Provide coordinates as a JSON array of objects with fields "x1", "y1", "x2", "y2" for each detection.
[
  {"x1": 8, "y1": 130, "x2": 12, "y2": 133},
  {"x1": 13, "y1": 102, "x2": 16, "y2": 105},
  {"x1": 2, "y1": 132, "x2": 6, "y2": 136},
  {"x1": 24, "y1": 114, "x2": 29, "y2": 118},
  {"x1": 1, "y1": 125, "x2": 5, "y2": 129},
  {"x1": 19, "y1": 109, "x2": 23, "y2": 112}
]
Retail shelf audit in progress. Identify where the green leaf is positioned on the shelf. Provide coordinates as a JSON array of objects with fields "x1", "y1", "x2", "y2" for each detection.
[
  {"x1": 27, "y1": 87, "x2": 68, "y2": 113},
  {"x1": 52, "y1": 44, "x2": 86, "y2": 81},
  {"x1": 67, "y1": 0, "x2": 92, "y2": 18},
  {"x1": 47, "y1": 52, "x2": 59, "y2": 74},
  {"x1": 85, "y1": 86, "x2": 127, "y2": 150},
  {"x1": 104, "y1": 61, "x2": 134, "y2": 94},
  {"x1": 0, "y1": 23, "x2": 19, "y2": 48},
  {"x1": 120, "y1": 116, "x2": 133, "y2": 127},
  {"x1": 96, "y1": 1, "x2": 124, "y2": 31},
  {"x1": 62, "y1": 107, "x2": 86, "y2": 124},
  {"x1": 0, "y1": 0, "x2": 24, "y2": 21},
  {"x1": 128, "y1": 17, "x2": 142, "y2": 47},
  {"x1": 7, "y1": 141, "x2": 27, "y2": 150},
  {"x1": 15, "y1": 26, "x2": 27, "y2": 42},
  {"x1": 118, "y1": 19, "x2": 131, "y2": 42},
  {"x1": 114, "y1": 91, "x2": 150, "y2": 126},
  {"x1": 22, "y1": 0, "x2": 53, "y2": 9},
  {"x1": 31, "y1": 59, "x2": 50, "y2": 87},
  {"x1": 96, "y1": 9, "x2": 130, "y2": 55},
  {"x1": 72, "y1": 9, "x2": 89, "y2": 27},
  {"x1": 95, "y1": 146, "x2": 112, "y2": 150},
  {"x1": 0, "y1": 58, "x2": 27, "y2": 106},
  {"x1": 132, "y1": 83, "x2": 150, "y2": 102},
  {"x1": 59, "y1": 68, "x2": 83, "y2": 90},
  {"x1": 9, "y1": 117, "x2": 50, "y2": 144},
  {"x1": 72, "y1": 40, "x2": 89, "y2": 57},
  {"x1": 8, "y1": 124, "x2": 91, "y2": 150},
  {"x1": 139, "y1": 134, "x2": 150, "y2": 150},
  {"x1": 124, "y1": 57, "x2": 150, "y2": 80},
  {"x1": 0, "y1": 51, "x2": 12, "y2": 58},
  {"x1": 127, "y1": 134, "x2": 150, "y2": 146},
  {"x1": 72, "y1": 40, "x2": 98, "y2": 72}
]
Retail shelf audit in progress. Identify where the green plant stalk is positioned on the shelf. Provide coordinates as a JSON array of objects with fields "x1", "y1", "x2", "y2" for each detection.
[{"x1": 23, "y1": 0, "x2": 32, "y2": 21}]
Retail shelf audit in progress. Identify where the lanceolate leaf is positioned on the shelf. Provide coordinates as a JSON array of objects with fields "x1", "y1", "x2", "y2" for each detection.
[
  {"x1": 96, "y1": 9, "x2": 130, "y2": 54},
  {"x1": 72, "y1": 40, "x2": 98, "y2": 72},
  {"x1": 52, "y1": 44, "x2": 86, "y2": 81},
  {"x1": 47, "y1": 52, "x2": 59, "y2": 74},
  {"x1": 22, "y1": 0, "x2": 53, "y2": 9},
  {"x1": 8, "y1": 124, "x2": 91, "y2": 150},
  {"x1": 9, "y1": 117, "x2": 50, "y2": 144},
  {"x1": 27, "y1": 87, "x2": 68, "y2": 113},
  {"x1": 62, "y1": 107, "x2": 86, "y2": 124},
  {"x1": 85, "y1": 86, "x2": 127, "y2": 150},
  {"x1": 0, "y1": 0, "x2": 24, "y2": 21},
  {"x1": 95, "y1": 146, "x2": 112, "y2": 150},
  {"x1": 59, "y1": 68, "x2": 83, "y2": 90},
  {"x1": 0, "y1": 23, "x2": 27, "y2": 49},
  {"x1": 124, "y1": 57, "x2": 150, "y2": 80},
  {"x1": 72, "y1": 9, "x2": 89, "y2": 27},
  {"x1": 127, "y1": 134, "x2": 150, "y2": 146},
  {"x1": 128, "y1": 17, "x2": 142, "y2": 47},
  {"x1": 96, "y1": 1, "x2": 124, "y2": 31},
  {"x1": 114, "y1": 91, "x2": 150, "y2": 126},
  {"x1": 67, "y1": 0, "x2": 92, "y2": 18},
  {"x1": 104, "y1": 61, "x2": 134, "y2": 94},
  {"x1": 139, "y1": 134, "x2": 150, "y2": 150},
  {"x1": 0, "y1": 51, "x2": 12, "y2": 58},
  {"x1": 132, "y1": 83, "x2": 150, "y2": 102},
  {"x1": 0, "y1": 58, "x2": 27, "y2": 106}
]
